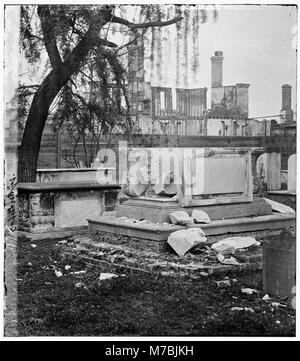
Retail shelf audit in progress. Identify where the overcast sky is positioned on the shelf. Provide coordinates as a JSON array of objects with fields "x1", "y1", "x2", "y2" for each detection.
[{"x1": 198, "y1": 5, "x2": 297, "y2": 118}]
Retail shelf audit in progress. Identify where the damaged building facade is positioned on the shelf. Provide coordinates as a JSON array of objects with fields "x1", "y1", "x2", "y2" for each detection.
[{"x1": 127, "y1": 39, "x2": 294, "y2": 137}]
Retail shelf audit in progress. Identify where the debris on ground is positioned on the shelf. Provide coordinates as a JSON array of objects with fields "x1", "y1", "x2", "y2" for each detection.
[
  {"x1": 241, "y1": 288, "x2": 259, "y2": 295},
  {"x1": 262, "y1": 294, "x2": 270, "y2": 301},
  {"x1": 167, "y1": 228, "x2": 206, "y2": 257},
  {"x1": 117, "y1": 217, "x2": 176, "y2": 227},
  {"x1": 54, "y1": 269, "x2": 63, "y2": 278},
  {"x1": 16, "y1": 238, "x2": 296, "y2": 336},
  {"x1": 191, "y1": 209, "x2": 211, "y2": 224},
  {"x1": 58, "y1": 240, "x2": 68, "y2": 245},
  {"x1": 216, "y1": 253, "x2": 241, "y2": 266},
  {"x1": 211, "y1": 243, "x2": 235, "y2": 255},
  {"x1": 70, "y1": 270, "x2": 86, "y2": 275},
  {"x1": 271, "y1": 302, "x2": 287, "y2": 308},
  {"x1": 98, "y1": 273, "x2": 118, "y2": 281},
  {"x1": 169, "y1": 211, "x2": 194, "y2": 226},
  {"x1": 231, "y1": 307, "x2": 254, "y2": 313},
  {"x1": 263, "y1": 198, "x2": 295, "y2": 214},
  {"x1": 31, "y1": 244, "x2": 37, "y2": 248},
  {"x1": 160, "y1": 270, "x2": 176, "y2": 276},
  {"x1": 199, "y1": 272, "x2": 209, "y2": 277},
  {"x1": 215, "y1": 280, "x2": 231, "y2": 288}
]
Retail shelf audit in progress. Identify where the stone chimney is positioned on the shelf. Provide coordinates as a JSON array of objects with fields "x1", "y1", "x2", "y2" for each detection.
[
  {"x1": 281, "y1": 84, "x2": 292, "y2": 111},
  {"x1": 281, "y1": 84, "x2": 293, "y2": 123},
  {"x1": 127, "y1": 37, "x2": 145, "y2": 114},
  {"x1": 211, "y1": 51, "x2": 223, "y2": 88}
]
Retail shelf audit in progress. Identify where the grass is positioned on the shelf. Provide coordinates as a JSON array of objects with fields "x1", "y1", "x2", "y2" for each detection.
[{"x1": 16, "y1": 237, "x2": 295, "y2": 337}]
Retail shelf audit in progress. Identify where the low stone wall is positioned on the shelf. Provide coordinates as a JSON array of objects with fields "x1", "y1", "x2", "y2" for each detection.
[
  {"x1": 18, "y1": 183, "x2": 120, "y2": 233},
  {"x1": 61, "y1": 236, "x2": 264, "y2": 277}
]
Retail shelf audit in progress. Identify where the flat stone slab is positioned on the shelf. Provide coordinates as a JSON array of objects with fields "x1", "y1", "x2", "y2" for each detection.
[
  {"x1": 18, "y1": 182, "x2": 120, "y2": 193},
  {"x1": 88, "y1": 213, "x2": 296, "y2": 243},
  {"x1": 88, "y1": 216, "x2": 182, "y2": 242},
  {"x1": 18, "y1": 227, "x2": 87, "y2": 241},
  {"x1": 267, "y1": 190, "x2": 296, "y2": 196}
]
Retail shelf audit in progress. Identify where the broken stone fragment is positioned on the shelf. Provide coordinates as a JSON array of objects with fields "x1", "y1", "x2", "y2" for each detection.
[
  {"x1": 191, "y1": 209, "x2": 211, "y2": 224},
  {"x1": 211, "y1": 237, "x2": 260, "y2": 251},
  {"x1": 262, "y1": 294, "x2": 270, "y2": 301},
  {"x1": 122, "y1": 161, "x2": 149, "y2": 197},
  {"x1": 211, "y1": 243, "x2": 235, "y2": 255},
  {"x1": 169, "y1": 211, "x2": 194, "y2": 226},
  {"x1": 153, "y1": 182, "x2": 177, "y2": 197},
  {"x1": 98, "y1": 273, "x2": 118, "y2": 281},
  {"x1": 123, "y1": 182, "x2": 148, "y2": 197},
  {"x1": 263, "y1": 198, "x2": 295, "y2": 214},
  {"x1": 216, "y1": 253, "x2": 241, "y2": 266},
  {"x1": 241, "y1": 287, "x2": 259, "y2": 295},
  {"x1": 152, "y1": 170, "x2": 177, "y2": 197},
  {"x1": 215, "y1": 279, "x2": 231, "y2": 288},
  {"x1": 167, "y1": 228, "x2": 206, "y2": 257},
  {"x1": 231, "y1": 307, "x2": 254, "y2": 313}
]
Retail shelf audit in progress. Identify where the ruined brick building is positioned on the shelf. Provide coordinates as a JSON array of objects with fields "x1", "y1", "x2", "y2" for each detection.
[{"x1": 127, "y1": 39, "x2": 294, "y2": 137}]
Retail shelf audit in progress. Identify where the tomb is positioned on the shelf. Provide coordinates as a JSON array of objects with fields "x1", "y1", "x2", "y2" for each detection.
[
  {"x1": 88, "y1": 146, "x2": 295, "y2": 251},
  {"x1": 267, "y1": 154, "x2": 296, "y2": 210},
  {"x1": 18, "y1": 182, "x2": 120, "y2": 236},
  {"x1": 36, "y1": 167, "x2": 116, "y2": 184}
]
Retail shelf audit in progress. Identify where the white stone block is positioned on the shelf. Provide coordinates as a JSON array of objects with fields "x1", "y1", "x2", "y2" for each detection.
[
  {"x1": 169, "y1": 211, "x2": 193, "y2": 226},
  {"x1": 192, "y1": 209, "x2": 211, "y2": 224},
  {"x1": 167, "y1": 228, "x2": 206, "y2": 257}
]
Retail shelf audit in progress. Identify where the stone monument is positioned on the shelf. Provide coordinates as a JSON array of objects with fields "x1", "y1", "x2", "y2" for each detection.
[
  {"x1": 87, "y1": 146, "x2": 295, "y2": 251},
  {"x1": 116, "y1": 146, "x2": 271, "y2": 223}
]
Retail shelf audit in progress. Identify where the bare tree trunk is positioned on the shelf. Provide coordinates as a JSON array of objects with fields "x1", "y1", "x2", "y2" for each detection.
[
  {"x1": 18, "y1": 19, "x2": 106, "y2": 182},
  {"x1": 18, "y1": 69, "x2": 68, "y2": 182}
]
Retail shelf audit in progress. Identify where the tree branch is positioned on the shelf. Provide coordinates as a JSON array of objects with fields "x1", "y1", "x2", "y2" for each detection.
[
  {"x1": 110, "y1": 14, "x2": 183, "y2": 29},
  {"x1": 96, "y1": 38, "x2": 118, "y2": 48},
  {"x1": 37, "y1": 5, "x2": 63, "y2": 69},
  {"x1": 116, "y1": 28, "x2": 148, "y2": 53},
  {"x1": 18, "y1": 84, "x2": 40, "y2": 89},
  {"x1": 62, "y1": 17, "x2": 108, "y2": 76}
]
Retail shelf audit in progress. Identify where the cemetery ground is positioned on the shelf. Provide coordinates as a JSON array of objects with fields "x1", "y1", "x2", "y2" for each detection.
[{"x1": 16, "y1": 237, "x2": 295, "y2": 337}]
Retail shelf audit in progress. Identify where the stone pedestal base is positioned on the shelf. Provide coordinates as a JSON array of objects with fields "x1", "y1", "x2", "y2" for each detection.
[
  {"x1": 116, "y1": 196, "x2": 272, "y2": 223},
  {"x1": 88, "y1": 213, "x2": 296, "y2": 253},
  {"x1": 267, "y1": 190, "x2": 296, "y2": 211}
]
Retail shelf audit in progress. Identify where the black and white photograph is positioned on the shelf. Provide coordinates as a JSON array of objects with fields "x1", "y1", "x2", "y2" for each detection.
[{"x1": 2, "y1": 1, "x2": 298, "y2": 343}]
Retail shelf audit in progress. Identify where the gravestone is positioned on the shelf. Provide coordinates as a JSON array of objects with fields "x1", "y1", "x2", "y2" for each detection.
[
  {"x1": 256, "y1": 152, "x2": 281, "y2": 190},
  {"x1": 288, "y1": 154, "x2": 296, "y2": 192}
]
